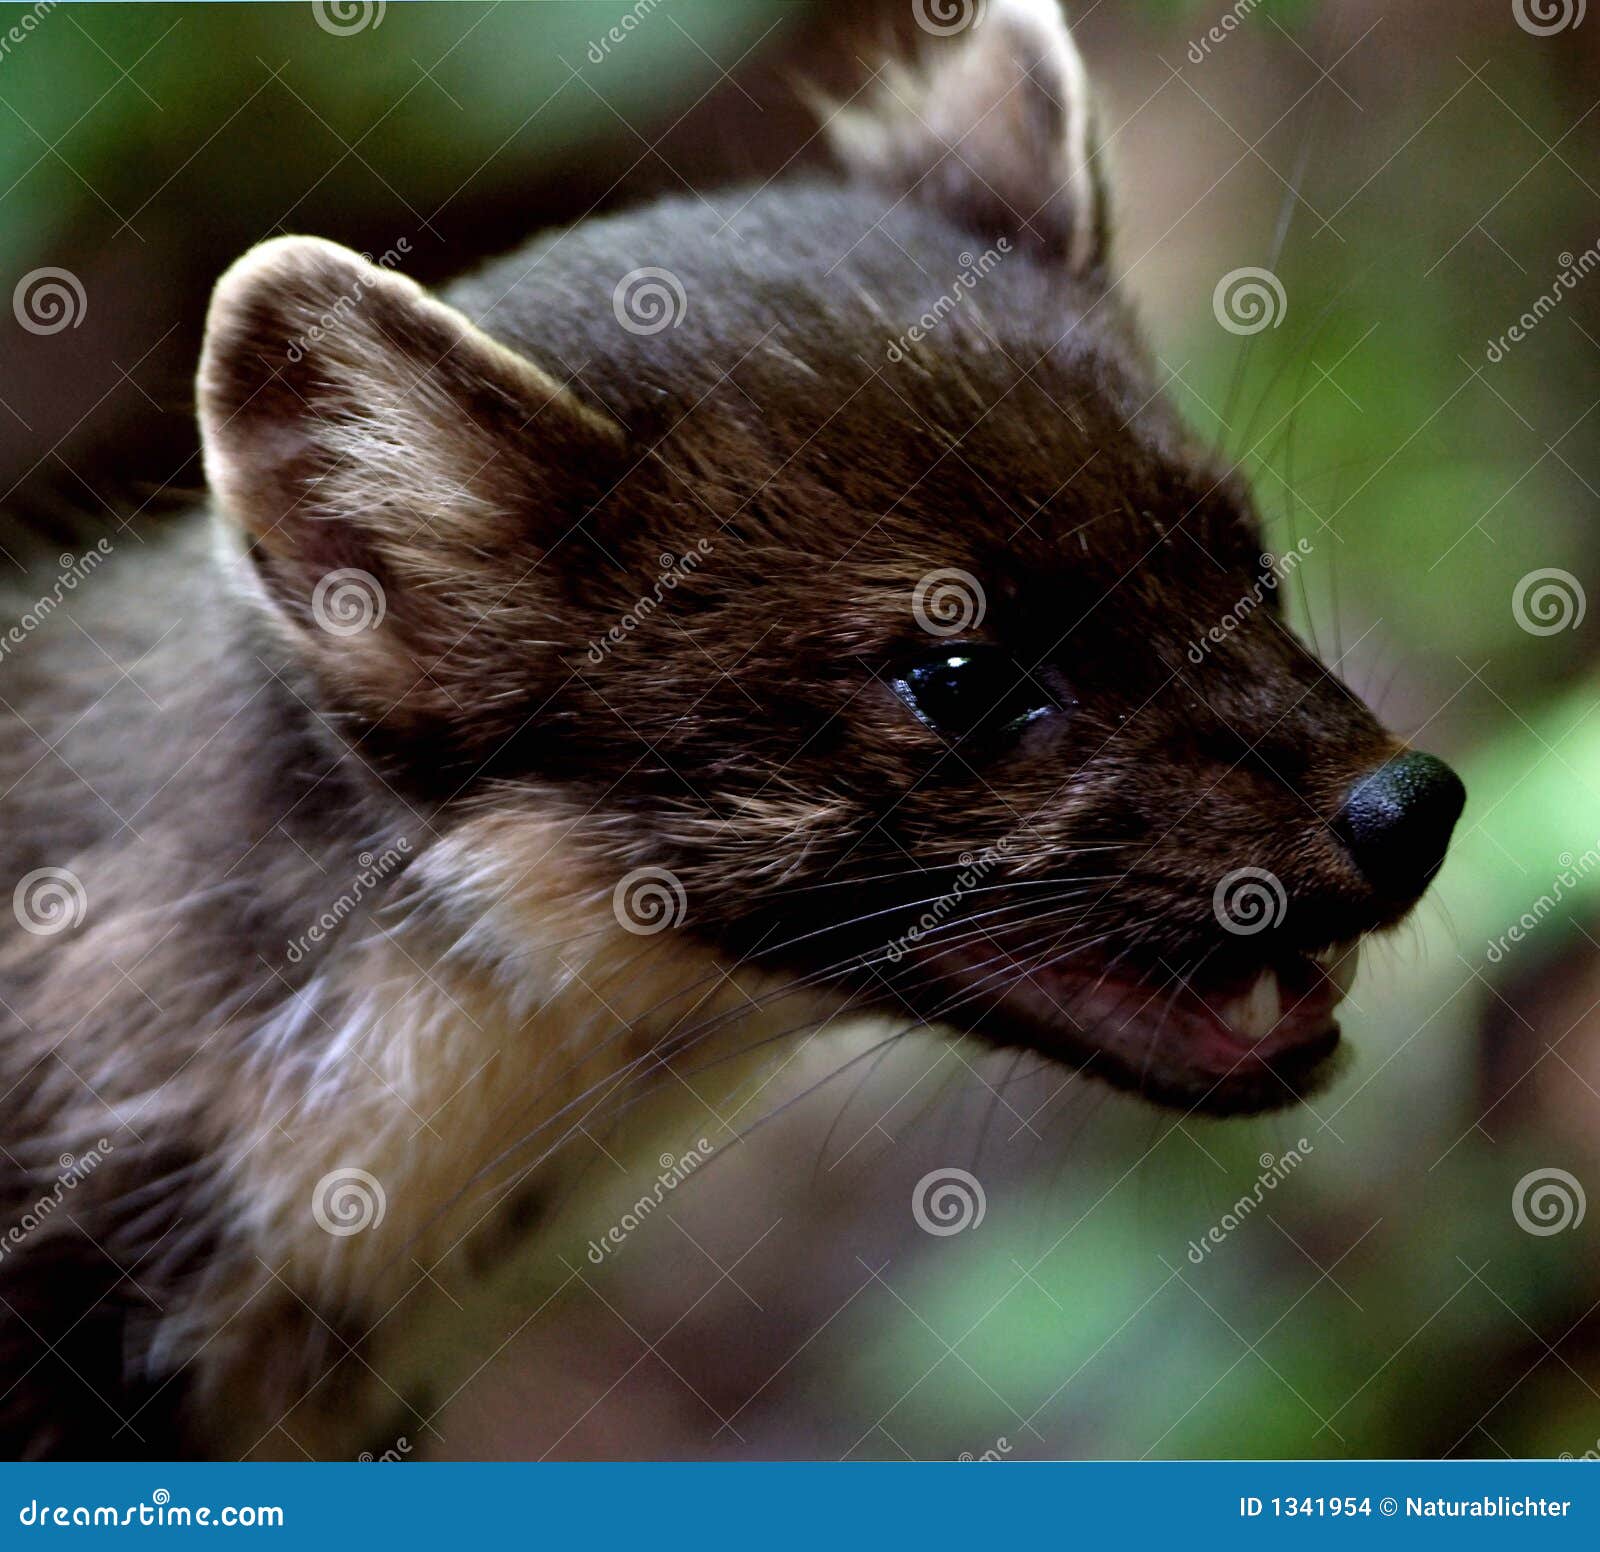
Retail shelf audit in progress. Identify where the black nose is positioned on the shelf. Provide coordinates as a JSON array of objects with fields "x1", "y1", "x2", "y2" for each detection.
[{"x1": 1334, "y1": 751, "x2": 1465, "y2": 900}]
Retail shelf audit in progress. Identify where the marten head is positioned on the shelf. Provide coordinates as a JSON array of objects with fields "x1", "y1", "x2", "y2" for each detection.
[{"x1": 196, "y1": 0, "x2": 1463, "y2": 1117}]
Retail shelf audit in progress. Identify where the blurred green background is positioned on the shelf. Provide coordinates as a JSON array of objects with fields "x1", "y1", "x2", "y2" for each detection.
[{"x1": 4, "y1": 0, "x2": 1599, "y2": 1460}]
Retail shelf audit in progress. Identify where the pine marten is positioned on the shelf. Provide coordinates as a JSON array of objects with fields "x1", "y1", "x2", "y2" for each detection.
[{"x1": 0, "y1": 0, "x2": 1463, "y2": 1458}]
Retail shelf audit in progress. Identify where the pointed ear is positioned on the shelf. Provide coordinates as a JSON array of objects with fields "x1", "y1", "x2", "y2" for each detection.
[
  {"x1": 826, "y1": 0, "x2": 1109, "y2": 274},
  {"x1": 197, "y1": 237, "x2": 625, "y2": 718}
]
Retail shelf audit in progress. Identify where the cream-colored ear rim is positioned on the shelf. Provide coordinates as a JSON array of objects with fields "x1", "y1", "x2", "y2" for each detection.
[
  {"x1": 197, "y1": 235, "x2": 624, "y2": 538},
  {"x1": 819, "y1": 0, "x2": 1109, "y2": 275}
]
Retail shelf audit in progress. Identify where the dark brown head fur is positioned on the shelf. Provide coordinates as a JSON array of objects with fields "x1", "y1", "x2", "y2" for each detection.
[{"x1": 194, "y1": 0, "x2": 1461, "y2": 1118}]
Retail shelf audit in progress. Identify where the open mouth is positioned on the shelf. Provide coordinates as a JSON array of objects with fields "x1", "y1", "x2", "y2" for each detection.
[{"x1": 917, "y1": 938, "x2": 1361, "y2": 1115}]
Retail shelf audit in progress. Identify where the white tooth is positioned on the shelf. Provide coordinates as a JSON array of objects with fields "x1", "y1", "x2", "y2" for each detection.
[
  {"x1": 1328, "y1": 943, "x2": 1361, "y2": 1000},
  {"x1": 1230, "y1": 970, "x2": 1282, "y2": 1042}
]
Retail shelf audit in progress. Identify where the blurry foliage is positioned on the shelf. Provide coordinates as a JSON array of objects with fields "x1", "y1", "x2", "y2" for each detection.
[
  {"x1": 3, "y1": 0, "x2": 1598, "y2": 1460},
  {"x1": 0, "y1": 1, "x2": 776, "y2": 248}
]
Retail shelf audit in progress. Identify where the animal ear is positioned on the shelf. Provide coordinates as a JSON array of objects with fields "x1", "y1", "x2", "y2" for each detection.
[
  {"x1": 826, "y1": 0, "x2": 1109, "y2": 274},
  {"x1": 197, "y1": 236, "x2": 626, "y2": 719}
]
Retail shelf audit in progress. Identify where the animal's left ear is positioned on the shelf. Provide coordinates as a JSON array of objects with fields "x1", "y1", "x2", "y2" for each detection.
[{"x1": 826, "y1": 0, "x2": 1109, "y2": 275}]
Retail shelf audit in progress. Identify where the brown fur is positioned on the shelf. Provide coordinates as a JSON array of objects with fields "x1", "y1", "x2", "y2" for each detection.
[{"x1": 0, "y1": 1, "x2": 1457, "y2": 1457}]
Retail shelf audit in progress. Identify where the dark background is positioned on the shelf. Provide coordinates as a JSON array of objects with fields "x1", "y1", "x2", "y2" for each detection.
[{"x1": 3, "y1": 0, "x2": 1599, "y2": 1459}]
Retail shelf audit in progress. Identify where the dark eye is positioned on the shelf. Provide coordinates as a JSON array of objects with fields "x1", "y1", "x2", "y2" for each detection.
[{"x1": 891, "y1": 648, "x2": 1056, "y2": 742}]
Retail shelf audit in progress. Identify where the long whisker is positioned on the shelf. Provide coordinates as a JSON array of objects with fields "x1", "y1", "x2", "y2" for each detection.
[
  {"x1": 457, "y1": 895, "x2": 1133, "y2": 1222},
  {"x1": 1219, "y1": 63, "x2": 1329, "y2": 444}
]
